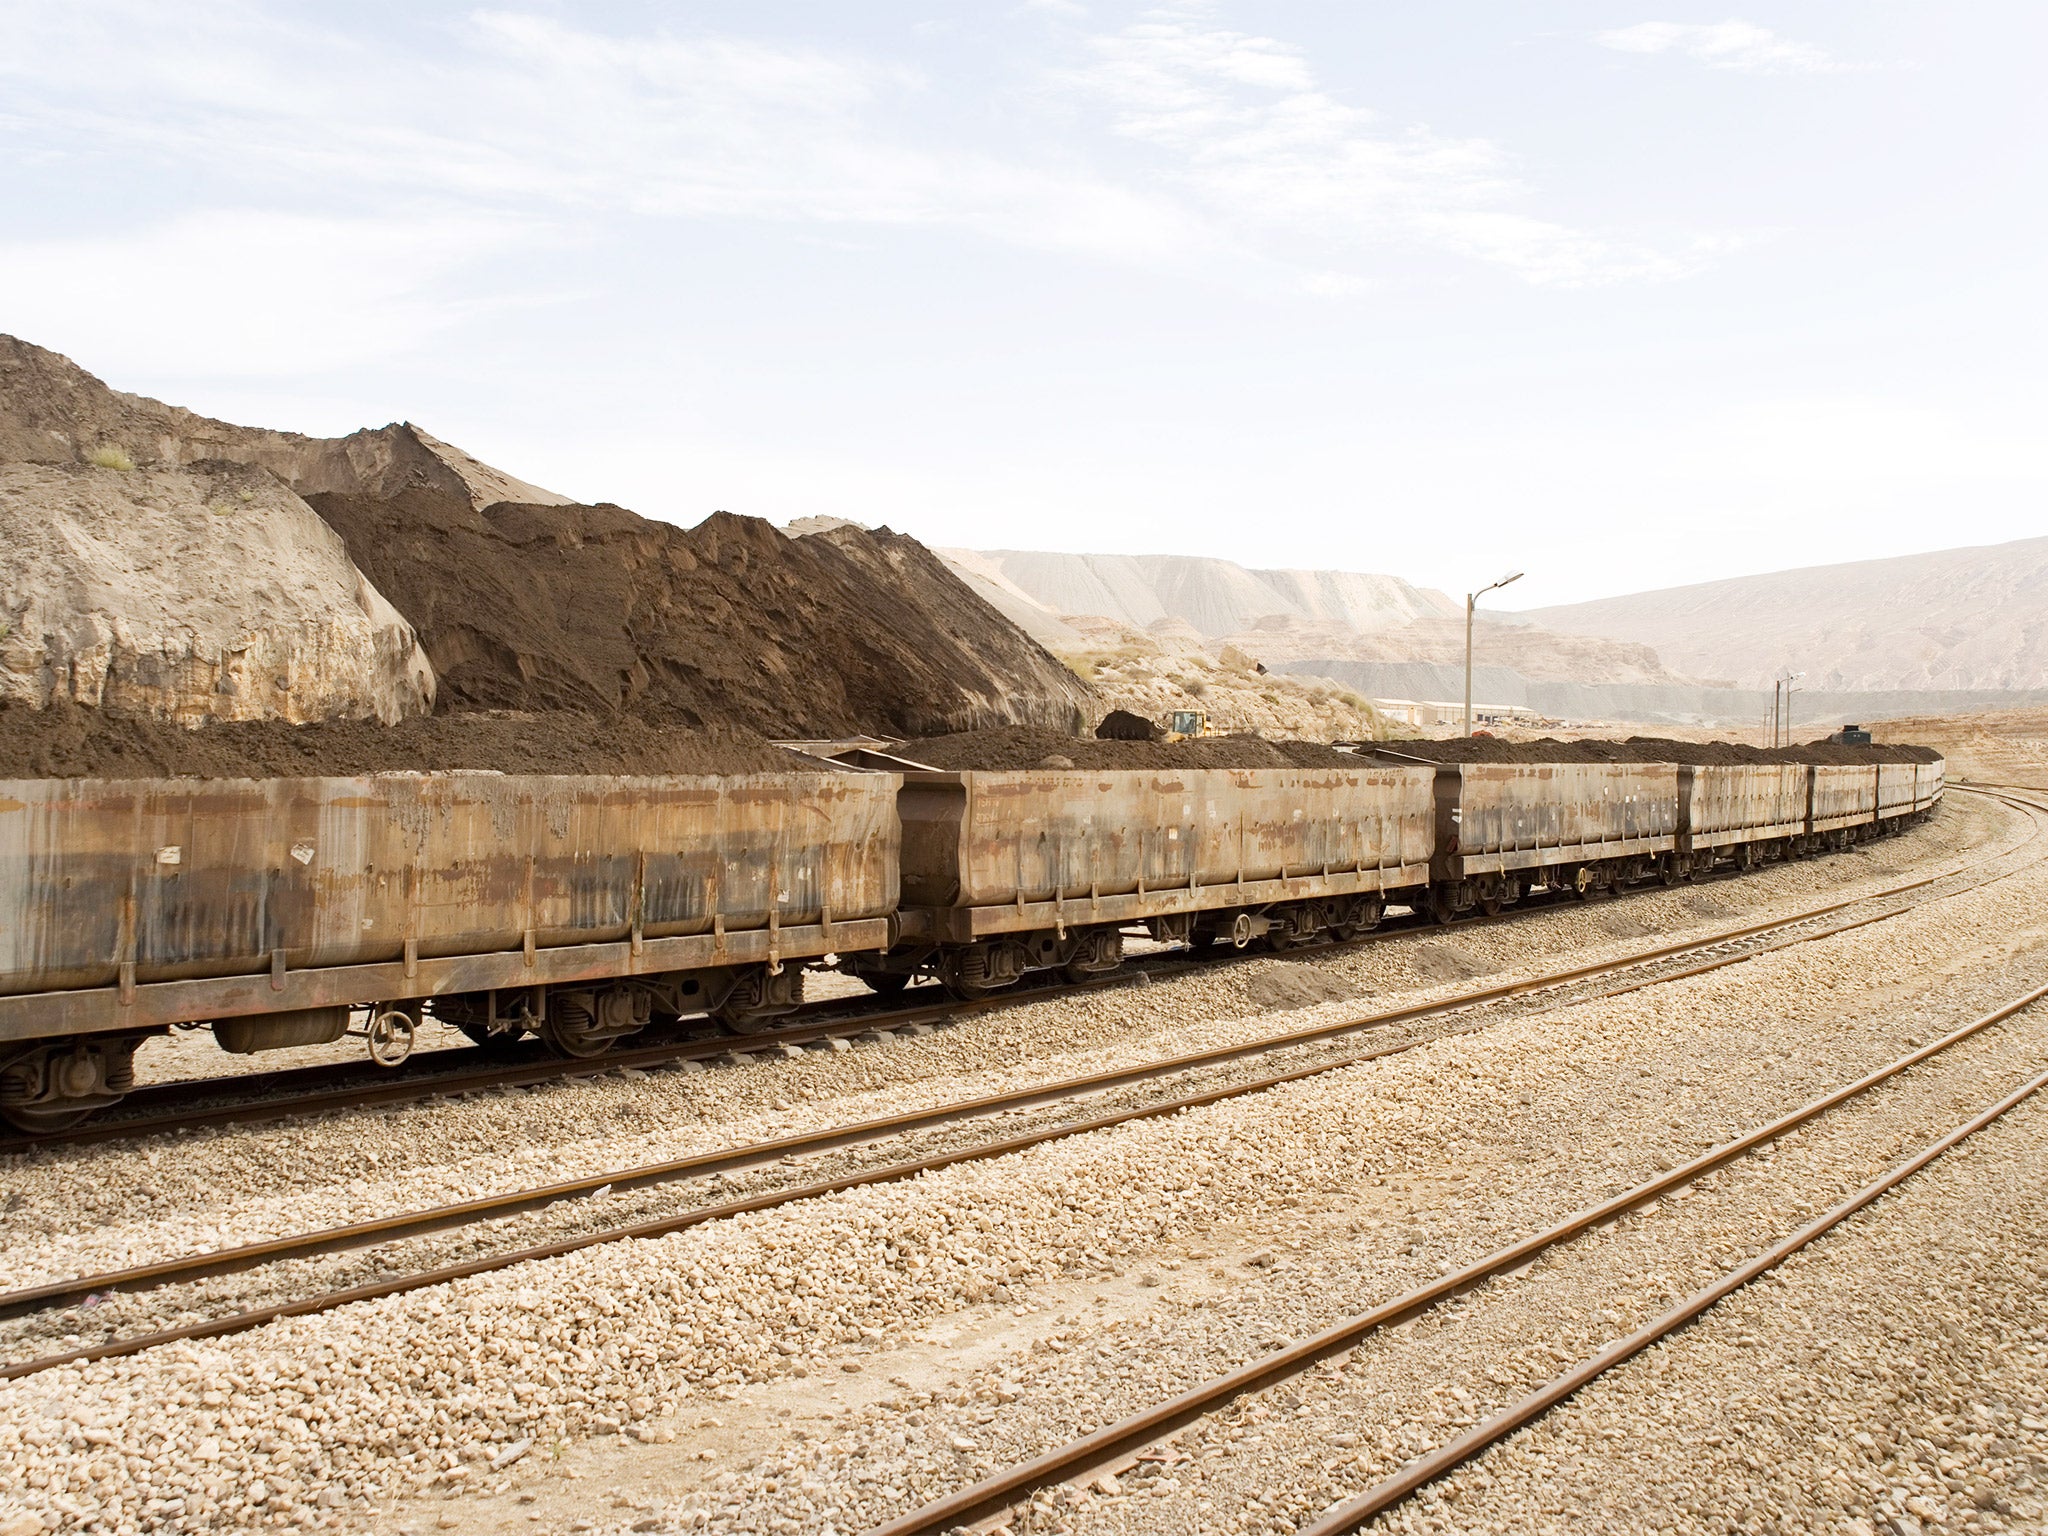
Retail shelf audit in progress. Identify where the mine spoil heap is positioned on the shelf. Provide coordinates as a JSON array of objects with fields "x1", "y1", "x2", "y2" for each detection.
[
  {"x1": 0, "y1": 334, "x2": 1092, "y2": 768},
  {"x1": 307, "y1": 489, "x2": 1088, "y2": 738}
]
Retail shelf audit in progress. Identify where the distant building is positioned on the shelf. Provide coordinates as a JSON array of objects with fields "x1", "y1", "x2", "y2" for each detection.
[{"x1": 1371, "y1": 698, "x2": 1535, "y2": 729}]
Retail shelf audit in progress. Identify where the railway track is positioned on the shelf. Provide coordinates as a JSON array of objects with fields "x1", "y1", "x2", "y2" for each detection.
[
  {"x1": 2, "y1": 789, "x2": 2037, "y2": 1384},
  {"x1": 0, "y1": 791, "x2": 2014, "y2": 1154},
  {"x1": 865, "y1": 980, "x2": 2048, "y2": 1536}
]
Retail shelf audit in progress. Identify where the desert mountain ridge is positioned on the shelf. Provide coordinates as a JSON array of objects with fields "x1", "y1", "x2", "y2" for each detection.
[
  {"x1": 1518, "y1": 537, "x2": 2048, "y2": 693},
  {"x1": 943, "y1": 546, "x2": 1698, "y2": 691}
]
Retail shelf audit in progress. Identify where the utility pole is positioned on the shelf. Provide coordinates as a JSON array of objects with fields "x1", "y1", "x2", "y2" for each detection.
[
  {"x1": 1464, "y1": 570, "x2": 1524, "y2": 736},
  {"x1": 1772, "y1": 680, "x2": 1782, "y2": 747}
]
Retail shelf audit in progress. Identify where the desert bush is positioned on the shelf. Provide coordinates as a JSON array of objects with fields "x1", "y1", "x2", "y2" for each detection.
[{"x1": 87, "y1": 445, "x2": 135, "y2": 471}]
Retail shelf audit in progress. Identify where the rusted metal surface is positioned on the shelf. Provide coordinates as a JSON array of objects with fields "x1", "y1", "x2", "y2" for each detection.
[
  {"x1": 1877, "y1": 761, "x2": 1921, "y2": 820},
  {"x1": 1917, "y1": 757, "x2": 1947, "y2": 811},
  {"x1": 1686, "y1": 764, "x2": 1811, "y2": 850},
  {"x1": 0, "y1": 772, "x2": 898, "y2": 1040},
  {"x1": 1436, "y1": 763, "x2": 1680, "y2": 879},
  {"x1": 1810, "y1": 763, "x2": 1880, "y2": 832},
  {"x1": 896, "y1": 767, "x2": 1435, "y2": 937}
]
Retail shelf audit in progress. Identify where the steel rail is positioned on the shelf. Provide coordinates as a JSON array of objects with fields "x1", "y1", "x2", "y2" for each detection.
[
  {"x1": 2, "y1": 817, "x2": 2012, "y2": 1330},
  {"x1": 0, "y1": 872, "x2": 2015, "y2": 1392},
  {"x1": 1299, "y1": 1061, "x2": 2048, "y2": 1534},
  {"x1": 1, "y1": 797, "x2": 1980, "y2": 1152},
  {"x1": 862, "y1": 981, "x2": 2048, "y2": 1536},
  {"x1": 0, "y1": 980, "x2": 1080, "y2": 1153},
  {"x1": 0, "y1": 842, "x2": 2019, "y2": 1380}
]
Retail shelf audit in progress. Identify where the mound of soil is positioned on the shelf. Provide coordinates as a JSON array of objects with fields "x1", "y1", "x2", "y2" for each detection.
[
  {"x1": 308, "y1": 489, "x2": 1093, "y2": 741},
  {"x1": 5, "y1": 335, "x2": 1095, "y2": 757},
  {"x1": 897, "y1": 727, "x2": 1362, "y2": 771},
  {"x1": 1372, "y1": 736, "x2": 1941, "y2": 766},
  {"x1": 0, "y1": 700, "x2": 819, "y2": 780}
]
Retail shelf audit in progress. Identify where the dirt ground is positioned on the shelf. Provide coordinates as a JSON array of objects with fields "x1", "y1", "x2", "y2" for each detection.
[{"x1": 1870, "y1": 707, "x2": 2048, "y2": 790}]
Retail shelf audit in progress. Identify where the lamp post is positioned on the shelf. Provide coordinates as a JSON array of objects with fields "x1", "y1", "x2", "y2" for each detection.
[
  {"x1": 1465, "y1": 570, "x2": 1524, "y2": 737},
  {"x1": 1783, "y1": 671, "x2": 1804, "y2": 746}
]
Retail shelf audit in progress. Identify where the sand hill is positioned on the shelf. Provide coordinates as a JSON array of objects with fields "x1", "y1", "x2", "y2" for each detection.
[{"x1": 1519, "y1": 538, "x2": 2048, "y2": 692}]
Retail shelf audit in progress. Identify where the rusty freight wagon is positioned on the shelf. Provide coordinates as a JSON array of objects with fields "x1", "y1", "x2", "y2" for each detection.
[
  {"x1": 0, "y1": 770, "x2": 900, "y2": 1130},
  {"x1": 1424, "y1": 762, "x2": 1683, "y2": 916},
  {"x1": 862, "y1": 765, "x2": 1436, "y2": 997},
  {"x1": 1683, "y1": 764, "x2": 1812, "y2": 870},
  {"x1": 1809, "y1": 763, "x2": 1883, "y2": 843},
  {"x1": 1914, "y1": 759, "x2": 1947, "y2": 814}
]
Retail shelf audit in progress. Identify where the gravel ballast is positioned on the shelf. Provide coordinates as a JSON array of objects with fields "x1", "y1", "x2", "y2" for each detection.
[{"x1": 0, "y1": 793, "x2": 2029, "y2": 1535}]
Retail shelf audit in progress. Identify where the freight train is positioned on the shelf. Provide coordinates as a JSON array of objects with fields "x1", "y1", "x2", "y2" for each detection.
[{"x1": 0, "y1": 750, "x2": 1944, "y2": 1131}]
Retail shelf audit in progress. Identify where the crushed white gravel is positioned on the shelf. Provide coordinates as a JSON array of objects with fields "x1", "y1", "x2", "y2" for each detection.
[{"x1": 0, "y1": 797, "x2": 2034, "y2": 1536}]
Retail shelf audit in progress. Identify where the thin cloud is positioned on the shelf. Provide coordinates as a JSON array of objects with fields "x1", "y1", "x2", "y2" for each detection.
[
  {"x1": 1594, "y1": 21, "x2": 1860, "y2": 75},
  {"x1": 0, "y1": 3, "x2": 1217, "y2": 276},
  {"x1": 1066, "y1": 11, "x2": 1706, "y2": 287},
  {"x1": 0, "y1": 0, "x2": 1728, "y2": 333}
]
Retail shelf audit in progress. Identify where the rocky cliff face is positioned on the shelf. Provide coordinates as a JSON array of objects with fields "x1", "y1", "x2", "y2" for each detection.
[{"x1": 0, "y1": 338, "x2": 437, "y2": 725}]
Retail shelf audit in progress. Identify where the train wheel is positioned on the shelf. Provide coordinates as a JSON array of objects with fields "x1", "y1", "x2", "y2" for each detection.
[
  {"x1": 0, "y1": 1102, "x2": 98, "y2": 1135},
  {"x1": 539, "y1": 1004, "x2": 619, "y2": 1059},
  {"x1": 862, "y1": 972, "x2": 912, "y2": 997},
  {"x1": 1480, "y1": 892, "x2": 1503, "y2": 918},
  {"x1": 0, "y1": 1036, "x2": 143, "y2": 1135}
]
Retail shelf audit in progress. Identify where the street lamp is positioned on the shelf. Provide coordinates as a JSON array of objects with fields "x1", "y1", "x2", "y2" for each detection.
[
  {"x1": 1465, "y1": 570, "x2": 1524, "y2": 737},
  {"x1": 1782, "y1": 671, "x2": 1804, "y2": 747}
]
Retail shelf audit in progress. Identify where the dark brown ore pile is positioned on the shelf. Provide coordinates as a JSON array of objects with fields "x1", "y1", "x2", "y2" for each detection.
[
  {"x1": 1375, "y1": 736, "x2": 1942, "y2": 765},
  {"x1": 900, "y1": 728, "x2": 1361, "y2": 771},
  {"x1": 310, "y1": 490, "x2": 1092, "y2": 740},
  {"x1": 0, "y1": 700, "x2": 818, "y2": 780}
]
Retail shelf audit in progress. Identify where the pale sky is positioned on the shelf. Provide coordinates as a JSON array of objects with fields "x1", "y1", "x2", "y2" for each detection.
[{"x1": 3, "y1": 2, "x2": 2041, "y2": 607}]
